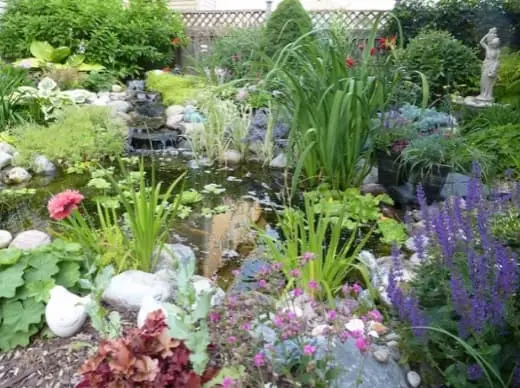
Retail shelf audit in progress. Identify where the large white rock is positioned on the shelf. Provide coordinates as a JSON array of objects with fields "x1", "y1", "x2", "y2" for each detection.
[
  {"x1": 0, "y1": 142, "x2": 15, "y2": 155},
  {"x1": 0, "y1": 151, "x2": 12, "y2": 169},
  {"x1": 0, "y1": 230, "x2": 13, "y2": 248},
  {"x1": 137, "y1": 295, "x2": 168, "y2": 328},
  {"x1": 108, "y1": 100, "x2": 132, "y2": 114},
  {"x1": 9, "y1": 230, "x2": 51, "y2": 250},
  {"x1": 166, "y1": 105, "x2": 185, "y2": 118},
  {"x1": 103, "y1": 270, "x2": 172, "y2": 310},
  {"x1": 269, "y1": 153, "x2": 287, "y2": 169},
  {"x1": 45, "y1": 286, "x2": 90, "y2": 337},
  {"x1": 166, "y1": 114, "x2": 184, "y2": 129},
  {"x1": 33, "y1": 155, "x2": 56, "y2": 175},
  {"x1": 111, "y1": 84, "x2": 123, "y2": 93},
  {"x1": 345, "y1": 318, "x2": 365, "y2": 333},
  {"x1": 3, "y1": 167, "x2": 31, "y2": 184}
]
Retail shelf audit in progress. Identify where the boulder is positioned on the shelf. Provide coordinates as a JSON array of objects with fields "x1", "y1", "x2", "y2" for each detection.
[
  {"x1": 0, "y1": 151, "x2": 12, "y2": 169},
  {"x1": 333, "y1": 338, "x2": 407, "y2": 388},
  {"x1": 137, "y1": 295, "x2": 168, "y2": 328},
  {"x1": 269, "y1": 153, "x2": 287, "y2": 169},
  {"x1": 109, "y1": 92, "x2": 127, "y2": 101},
  {"x1": 363, "y1": 167, "x2": 379, "y2": 185},
  {"x1": 108, "y1": 100, "x2": 132, "y2": 114},
  {"x1": 9, "y1": 230, "x2": 51, "y2": 250},
  {"x1": 45, "y1": 286, "x2": 90, "y2": 337},
  {"x1": 153, "y1": 243, "x2": 196, "y2": 273},
  {"x1": 166, "y1": 114, "x2": 184, "y2": 129},
  {"x1": 33, "y1": 155, "x2": 56, "y2": 175},
  {"x1": 220, "y1": 150, "x2": 242, "y2": 164},
  {"x1": 0, "y1": 230, "x2": 13, "y2": 248},
  {"x1": 103, "y1": 270, "x2": 172, "y2": 310},
  {"x1": 60, "y1": 89, "x2": 96, "y2": 104},
  {"x1": 166, "y1": 105, "x2": 185, "y2": 118},
  {"x1": 192, "y1": 275, "x2": 225, "y2": 306},
  {"x1": 0, "y1": 142, "x2": 15, "y2": 155},
  {"x1": 3, "y1": 167, "x2": 31, "y2": 184},
  {"x1": 111, "y1": 84, "x2": 123, "y2": 93}
]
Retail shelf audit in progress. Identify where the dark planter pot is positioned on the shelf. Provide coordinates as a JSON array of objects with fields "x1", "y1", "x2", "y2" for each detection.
[
  {"x1": 376, "y1": 150, "x2": 406, "y2": 187},
  {"x1": 416, "y1": 165, "x2": 451, "y2": 203}
]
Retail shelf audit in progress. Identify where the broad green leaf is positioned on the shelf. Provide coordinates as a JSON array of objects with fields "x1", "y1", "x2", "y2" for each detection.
[
  {"x1": 166, "y1": 310, "x2": 190, "y2": 340},
  {"x1": 0, "y1": 324, "x2": 39, "y2": 351},
  {"x1": 24, "y1": 253, "x2": 60, "y2": 282},
  {"x1": 1, "y1": 298, "x2": 45, "y2": 333},
  {"x1": 66, "y1": 54, "x2": 85, "y2": 67},
  {"x1": 49, "y1": 46, "x2": 71, "y2": 63},
  {"x1": 25, "y1": 280, "x2": 56, "y2": 302},
  {"x1": 192, "y1": 292, "x2": 212, "y2": 321},
  {"x1": 0, "y1": 248, "x2": 22, "y2": 265},
  {"x1": 77, "y1": 63, "x2": 105, "y2": 72},
  {"x1": 0, "y1": 262, "x2": 26, "y2": 298},
  {"x1": 30, "y1": 41, "x2": 54, "y2": 62},
  {"x1": 55, "y1": 262, "x2": 81, "y2": 288},
  {"x1": 13, "y1": 57, "x2": 40, "y2": 68},
  {"x1": 94, "y1": 265, "x2": 115, "y2": 289},
  {"x1": 190, "y1": 351, "x2": 209, "y2": 375},
  {"x1": 185, "y1": 329, "x2": 210, "y2": 354}
]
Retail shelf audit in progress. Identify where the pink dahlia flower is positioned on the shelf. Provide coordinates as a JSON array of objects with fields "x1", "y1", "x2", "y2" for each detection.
[{"x1": 48, "y1": 190, "x2": 84, "y2": 220}]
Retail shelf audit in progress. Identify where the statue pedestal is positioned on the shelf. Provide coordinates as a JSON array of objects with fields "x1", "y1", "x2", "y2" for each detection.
[{"x1": 453, "y1": 95, "x2": 503, "y2": 109}]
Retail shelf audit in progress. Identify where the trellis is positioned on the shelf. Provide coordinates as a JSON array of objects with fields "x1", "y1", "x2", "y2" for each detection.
[{"x1": 178, "y1": 9, "x2": 391, "y2": 65}]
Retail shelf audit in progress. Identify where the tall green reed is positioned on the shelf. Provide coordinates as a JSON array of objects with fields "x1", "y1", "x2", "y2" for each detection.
[{"x1": 265, "y1": 16, "x2": 426, "y2": 191}]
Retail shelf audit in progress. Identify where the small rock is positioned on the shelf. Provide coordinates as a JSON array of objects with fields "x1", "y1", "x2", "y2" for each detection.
[
  {"x1": 311, "y1": 324, "x2": 332, "y2": 337},
  {"x1": 60, "y1": 89, "x2": 96, "y2": 104},
  {"x1": 360, "y1": 183, "x2": 387, "y2": 196},
  {"x1": 0, "y1": 151, "x2": 12, "y2": 169},
  {"x1": 166, "y1": 105, "x2": 185, "y2": 117},
  {"x1": 269, "y1": 153, "x2": 287, "y2": 169},
  {"x1": 103, "y1": 270, "x2": 172, "y2": 310},
  {"x1": 406, "y1": 371, "x2": 421, "y2": 387},
  {"x1": 0, "y1": 230, "x2": 13, "y2": 248},
  {"x1": 390, "y1": 346, "x2": 401, "y2": 361},
  {"x1": 111, "y1": 84, "x2": 123, "y2": 93},
  {"x1": 345, "y1": 318, "x2": 365, "y2": 333},
  {"x1": 0, "y1": 142, "x2": 15, "y2": 155},
  {"x1": 369, "y1": 321, "x2": 390, "y2": 336},
  {"x1": 192, "y1": 275, "x2": 225, "y2": 306},
  {"x1": 33, "y1": 155, "x2": 56, "y2": 175},
  {"x1": 368, "y1": 330, "x2": 379, "y2": 339},
  {"x1": 387, "y1": 340, "x2": 399, "y2": 349},
  {"x1": 363, "y1": 167, "x2": 379, "y2": 185},
  {"x1": 373, "y1": 348, "x2": 390, "y2": 363},
  {"x1": 109, "y1": 92, "x2": 127, "y2": 101},
  {"x1": 3, "y1": 167, "x2": 31, "y2": 184},
  {"x1": 166, "y1": 114, "x2": 184, "y2": 129},
  {"x1": 108, "y1": 100, "x2": 132, "y2": 114},
  {"x1": 153, "y1": 243, "x2": 196, "y2": 273},
  {"x1": 45, "y1": 286, "x2": 90, "y2": 337},
  {"x1": 385, "y1": 332, "x2": 401, "y2": 342},
  {"x1": 9, "y1": 230, "x2": 51, "y2": 250},
  {"x1": 220, "y1": 150, "x2": 242, "y2": 164}
]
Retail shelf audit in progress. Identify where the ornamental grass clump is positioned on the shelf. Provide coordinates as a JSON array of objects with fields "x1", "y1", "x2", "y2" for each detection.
[{"x1": 389, "y1": 164, "x2": 520, "y2": 387}]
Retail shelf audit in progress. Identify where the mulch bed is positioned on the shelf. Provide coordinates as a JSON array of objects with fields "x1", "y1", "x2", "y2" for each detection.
[{"x1": 0, "y1": 310, "x2": 137, "y2": 388}]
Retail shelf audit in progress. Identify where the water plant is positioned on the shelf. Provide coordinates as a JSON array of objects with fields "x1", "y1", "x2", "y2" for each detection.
[{"x1": 389, "y1": 168, "x2": 520, "y2": 387}]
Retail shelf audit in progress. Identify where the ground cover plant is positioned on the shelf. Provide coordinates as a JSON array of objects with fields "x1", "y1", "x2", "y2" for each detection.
[
  {"x1": 146, "y1": 72, "x2": 205, "y2": 105},
  {"x1": 12, "y1": 105, "x2": 126, "y2": 167}
]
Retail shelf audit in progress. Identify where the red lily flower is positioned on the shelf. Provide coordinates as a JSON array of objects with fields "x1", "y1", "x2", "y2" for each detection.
[
  {"x1": 171, "y1": 37, "x2": 182, "y2": 46},
  {"x1": 377, "y1": 35, "x2": 397, "y2": 50},
  {"x1": 162, "y1": 67, "x2": 171, "y2": 73},
  {"x1": 370, "y1": 47, "x2": 377, "y2": 56},
  {"x1": 345, "y1": 57, "x2": 356, "y2": 68},
  {"x1": 358, "y1": 44, "x2": 365, "y2": 50}
]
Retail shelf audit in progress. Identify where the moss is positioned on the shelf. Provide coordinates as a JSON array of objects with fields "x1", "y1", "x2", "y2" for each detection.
[
  {"x1": 145, "y1": 72, "x2": 205, "y2": 105},
  {"x1": 13, "y1": 105, "x2": 126, "y2": 167}
]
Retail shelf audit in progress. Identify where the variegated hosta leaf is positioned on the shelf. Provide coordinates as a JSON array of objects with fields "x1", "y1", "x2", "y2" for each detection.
[{"x1": 37, "y1": 77, "x2": 57, "y2": 92}]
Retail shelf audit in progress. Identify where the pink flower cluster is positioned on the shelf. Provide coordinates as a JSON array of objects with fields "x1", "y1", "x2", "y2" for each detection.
[{"x1": 272, "y1": 309, "x2": 303, "y2": 340}]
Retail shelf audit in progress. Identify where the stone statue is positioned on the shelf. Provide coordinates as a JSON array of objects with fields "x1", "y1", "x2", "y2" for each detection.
[
  {"x1": 458, "y1": 27, "x2": 501, "y2": 107},
  {"x1": 476, "y1": 27, "x2": 501, "y2": 103}
]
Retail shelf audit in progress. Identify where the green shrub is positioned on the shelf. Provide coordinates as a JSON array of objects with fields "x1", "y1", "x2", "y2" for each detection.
[
  {"x1": 400, "y1": 30, "x2": 480, "y2": 101},
  {"x1": 495, "y1": 50, "x2": 520, "y2": 107},
  {"x1": 145, "y1": 72, "x2": 204, "y2": 105},
  {"x1": 387, "y1": 0, "x2": 520, "y2": 49},
  {"x1": 0, "y1": 0, "x2": 186, "y2": 77},
  {"x1": 262, "y1": 0, "x2": 313, "y2": 59},
  {"x1": 81, "y1": 71, "x2": 120, "y2": 92},
  {"x1": 0, "y1": 240, "x2": 87, "y2": 351},
  {"x1": 0, "y1": 65, "x2": 37, "y2": 129},
  {"x1": 207, "y1": 28, "x2": 264, "y2": 79},
  {"x1": 13, "y1": 105, "x2": 126, "y2": 167}
]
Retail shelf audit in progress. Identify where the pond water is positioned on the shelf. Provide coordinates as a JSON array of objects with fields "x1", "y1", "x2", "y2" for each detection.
[{"x1": 0, "y1": 156, "x2": 286, "y2": 289}]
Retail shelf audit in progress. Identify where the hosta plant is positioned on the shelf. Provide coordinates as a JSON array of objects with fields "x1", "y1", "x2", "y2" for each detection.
[{"x1": 0, "y1": 240, "x2": 87, "y2": 351}]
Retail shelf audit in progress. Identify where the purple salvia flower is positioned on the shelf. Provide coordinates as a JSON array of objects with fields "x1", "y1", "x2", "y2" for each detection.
[
  {"x1": 449, "y1": 273, "x2": 472, "y2": 338},
  {"x1": 412, "y1": 231, "x2": 426, "y2": 260},
  {"x1": 467, "y1": 363, "x2": 484, "y2": 381}
]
